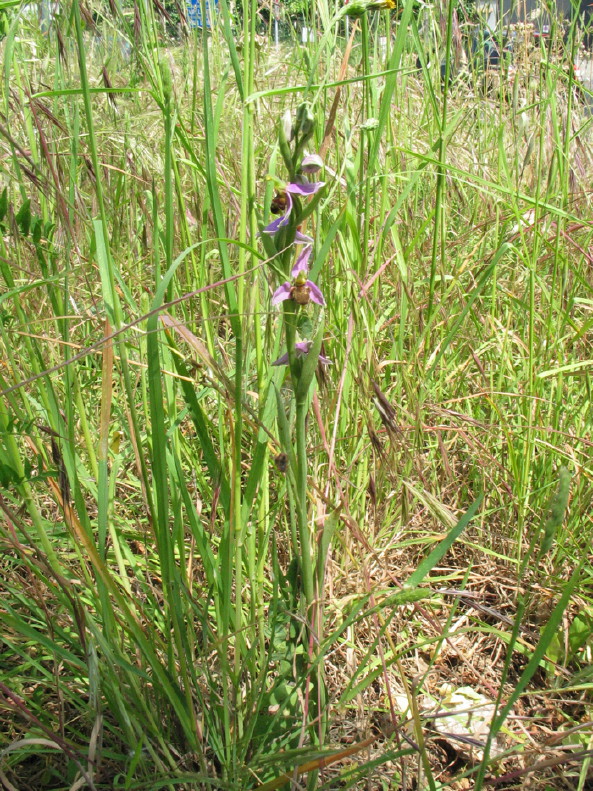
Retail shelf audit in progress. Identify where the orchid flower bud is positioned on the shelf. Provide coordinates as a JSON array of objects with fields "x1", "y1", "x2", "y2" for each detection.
[
  {"x1": 282, "y1": 109, "x2": 293, "y2": 142},
  {"x1": 159, "y1": 57, "x2": 173, "y2": 104},
  {"x1": 295, "y1": 102, "x2": 315, "y2": 140},
  {"x1": 300, "y1": 153, "x2": 323, "y2": 174},
  {"x1": 344, "y1": 0, "x2": 395, "y2": 17}
]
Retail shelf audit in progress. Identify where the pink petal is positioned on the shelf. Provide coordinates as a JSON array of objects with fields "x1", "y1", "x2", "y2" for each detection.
[
  {"x1": 271, "y1": 341, "x2": 312, "y2": 367},
  {"x1": 272, "y1": 341, "x2": 331, "y2": 367},
  {"x1": 286, "y1": 181, "x2": 324, "y2": 197},
  {"x1": 271, "y1": 282, "x2": 292, "y2": 305},
  {"x1": 262, "y1": 193, "x2": 293, "y2": 234},
  {"x1": 271, "y1": 351, "x2": 290, "y2": 366},
  {"x1": 295, "y1": 341, "x2": 313, "y2": 356},
  {"x1": 307, "y1": 281, "x2": 325, "y2": 306},
  {"x1": 294, "y1": 230, "x2": 314, "y2": 245},
  {"x1": 291, "y1": 246, "x2": 312, "y2": 277},
  {"x1": 263, "y1": 216, "x2": 287, "y2": 234}
]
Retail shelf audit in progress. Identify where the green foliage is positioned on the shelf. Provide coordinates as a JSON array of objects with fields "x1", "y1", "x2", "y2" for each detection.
[
  {"x1": 538, "y1": 465, "x2": 571, "y2": 558},
  {"x1": 282, "y1": 0, "x2": 311, "y2": 17},
  {"x1": 0, "y1": 0, "x2": 591, "y2": 788}
]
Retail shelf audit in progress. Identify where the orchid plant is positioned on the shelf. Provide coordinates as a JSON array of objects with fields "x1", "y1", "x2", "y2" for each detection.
[
  {"x1": 260, "y1": 103, "x2": 329, "y2": 744},
  {"x1": 262, "y1": 107, "x2": 329, "y2": 374}
]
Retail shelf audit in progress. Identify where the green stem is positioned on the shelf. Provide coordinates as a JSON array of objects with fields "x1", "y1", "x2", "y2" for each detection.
[
  {"x1": 360, "y1": 13, "x2": 372, "y2": 270},
  {"x1": 426, "y1": 0, "x2": 455, "y2": 330},
  {"x1": 295, "y1": 399, "x2": 314, "y2": 612}
]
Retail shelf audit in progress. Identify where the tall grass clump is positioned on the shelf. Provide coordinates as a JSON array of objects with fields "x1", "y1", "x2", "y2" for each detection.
[{"x1": 1, "y1": 0, "x2": 593, "y2": 788}]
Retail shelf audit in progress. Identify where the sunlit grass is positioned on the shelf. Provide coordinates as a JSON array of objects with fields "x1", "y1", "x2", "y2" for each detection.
[{"x1": 1, "y1": 1, "x2": 592, "y2": 789}]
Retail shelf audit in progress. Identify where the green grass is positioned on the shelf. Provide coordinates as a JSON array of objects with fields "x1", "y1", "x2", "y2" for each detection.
[{"x1": 1, "y1": 0, "x2": 592, "y2": 789}]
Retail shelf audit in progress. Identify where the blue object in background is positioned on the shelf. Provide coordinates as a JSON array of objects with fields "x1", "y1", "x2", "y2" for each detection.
[{"x1": 186, "y1": 0, "x2": 218, "y2": 29}]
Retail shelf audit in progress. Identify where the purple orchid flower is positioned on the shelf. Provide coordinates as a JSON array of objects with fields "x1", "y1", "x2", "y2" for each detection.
[
  {"x1": 272, "y1": 277, "x2": 325, "y2": 307},
  {"x1": 272, "y1": 340, "x2": 332, "y2": 367},
  {"x1": 291, "y1": 245, "x2": 312, "y2": 277},
  {"x1": 263, "y1": 181, "x2": 324, "y2": 235}
]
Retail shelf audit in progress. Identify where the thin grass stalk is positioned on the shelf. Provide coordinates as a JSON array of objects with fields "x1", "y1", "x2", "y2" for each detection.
[
  {"x1": 242, "y1": 0, "x2": 267, "y2": 652},
  {"x1": 199, "y1": 6, "x2": 240, "y2": 769},
  {"x1": 71, "y1": 4, "x2": 150, "y2": 518},
  {"x1": 360, "y1": 13, "x2": 372, "y2": 272},
  {"x1": 426, "y1": 0, "x2": 455, "y2": 329},
  {"x1": 161, "y1": 58, "x2": 175, "y2": 302},
  {"x1": 230, "y1": 0, "x2": 259, "y2": 685},
  {"x1": 560, "y1": 23, "x2": 577, "y2": 297},
  {"x1": 150, "y1": 50, "x2": 198, "y2": 707},
  {"x1": 513, "y1": 68, "x2": 549, "y2": 561},
  {"x1": 71, "y1": 0, "x2": 204, "y2": 756},
  {"x1": 2, "y1": 3, "x2": 592, "y2": 786}
]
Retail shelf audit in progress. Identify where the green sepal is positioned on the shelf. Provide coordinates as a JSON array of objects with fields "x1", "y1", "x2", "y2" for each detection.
[
  {"x1": 296, "y1": 312, "x2": 313, "y2": 340},
  {"x1": 31, "y1": 217, "x2": 42, "y2": 246},
  {"x1": 295, "y1": 318, "x2": 324, "y2": 403},
  {"x1": 316, "y1": 508, "x2": 339, "y2": 592},
  {"x1": 15, "y1": 199, "x2": 31, "y2": 236},
  {"x1": 0, "y1": 187, "x2": 7, "y2": 223},
  {"x1": 278, "y1": 116, "x2": 295, "y2": 179},
  {"x1": 538, "y1": 466, "x2": 571, "y2": 559}
]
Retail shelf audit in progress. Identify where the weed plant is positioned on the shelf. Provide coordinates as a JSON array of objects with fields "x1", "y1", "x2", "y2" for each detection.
[{"x1": 0, "y1": 0, "x2": 592, "y2": 789}]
